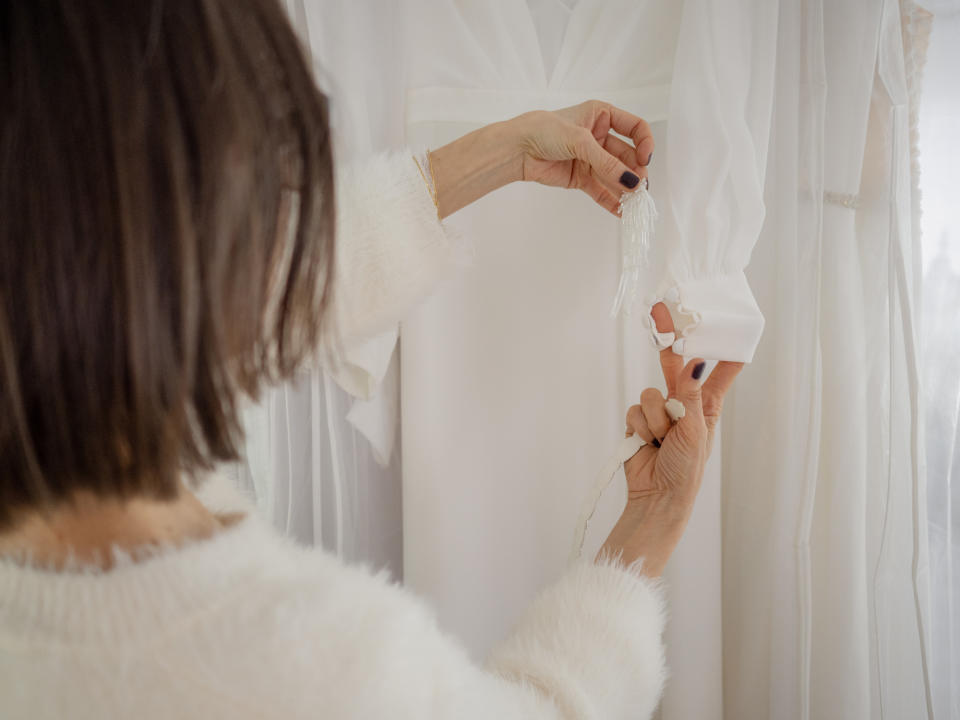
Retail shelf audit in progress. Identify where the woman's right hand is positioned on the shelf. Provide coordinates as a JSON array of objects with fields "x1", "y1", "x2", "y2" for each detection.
[{"x1": 598, "y1": 303, "x2": 743, "y2": 576}]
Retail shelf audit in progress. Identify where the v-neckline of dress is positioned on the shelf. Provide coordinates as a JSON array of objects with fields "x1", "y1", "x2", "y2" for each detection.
[
  {"x1": 521, "y1": 0, "x2": 582, "y2": 87},
  {"x1": 509, "y1": 0, "x2": 595, "y2": 88}
]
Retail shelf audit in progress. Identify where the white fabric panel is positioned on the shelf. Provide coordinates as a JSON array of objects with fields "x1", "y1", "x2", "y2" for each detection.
[
  {"x1": 225, "y1": 370, "x2": 403, "y2": 570},
  {"x1": 399, "y1": 3, "x2": 725, "y2": 719},
  {"x1": 330, "y1": 329, "x2": 399, "y2": 402},
  {"x1": 655, "y1": 0, "x2": 778, "y2": 362},
  {"x1": 722, "y1": 1, "x2": 934, "y2": 718},
  {"x1": 918, "y1": 2, "x2": 960, "y2": 717},
  {"x1": 225, "y1": 0, "x2": 412, "y2": 578}
]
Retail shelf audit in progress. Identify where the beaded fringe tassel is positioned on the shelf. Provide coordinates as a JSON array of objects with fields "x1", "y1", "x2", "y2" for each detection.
[{"x1": 609, "y1": 182, "x2": 658, "y2": 317}]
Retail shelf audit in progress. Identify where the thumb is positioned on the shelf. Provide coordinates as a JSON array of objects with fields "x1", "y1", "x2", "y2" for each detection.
[
  {"x1": 574, "y1": 129, "x2": 644, "y2": 192},
  {"x1": 674, "y1": 358, "x2": 707, "y2": 422}
]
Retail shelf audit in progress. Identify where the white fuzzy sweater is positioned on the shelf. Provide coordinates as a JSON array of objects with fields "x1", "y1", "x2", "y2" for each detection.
[{"x1": 0, "y1": 154, "x2": 667, "y2": 719}]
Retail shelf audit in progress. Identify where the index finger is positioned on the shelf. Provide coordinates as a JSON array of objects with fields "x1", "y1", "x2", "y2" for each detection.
[
  {"x1": 607, "y1": 105, "x2": 654, "y2": 166},
  {"x1": 650, "y1": 302, "x2": 683, "y2": 397}
]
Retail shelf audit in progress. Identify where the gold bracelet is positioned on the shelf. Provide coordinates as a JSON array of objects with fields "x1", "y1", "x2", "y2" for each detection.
[
  {"x1": 412, "y1": 151, "x2": 440, "y2": 218},
  {"x1": 426, "y1": 150, "x2": 440, "y2": 217}
]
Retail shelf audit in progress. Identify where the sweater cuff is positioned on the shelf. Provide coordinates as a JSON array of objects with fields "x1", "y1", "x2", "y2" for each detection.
[
  {"x1": 487, "y1": 557, "x2": 667, "y2": 719},
  {"x1": 645, "y1": 270, "x2": 764, "y2": 363}
]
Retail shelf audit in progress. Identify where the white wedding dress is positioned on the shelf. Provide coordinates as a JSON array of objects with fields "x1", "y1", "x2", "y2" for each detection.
[{"x1": 396, "y1": 4, "x2": 773, "y2": 720}]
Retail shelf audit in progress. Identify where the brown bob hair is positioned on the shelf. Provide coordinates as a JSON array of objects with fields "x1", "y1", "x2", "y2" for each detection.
[{"x1": 0, "y1": 0, "x2": 335, "y2": 528}]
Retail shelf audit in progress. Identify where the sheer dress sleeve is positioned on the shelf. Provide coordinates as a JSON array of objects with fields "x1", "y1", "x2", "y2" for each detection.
[{"x1": 647, "y1": 0, "x2": 778, "y2": 363}]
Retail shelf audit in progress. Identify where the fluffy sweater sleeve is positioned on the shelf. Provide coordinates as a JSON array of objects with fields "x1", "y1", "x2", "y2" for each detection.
[
  {"x1": 486, "y1": 558, "x2": 667, "y2": 718},
  {"x1": 318, "y1": 151, "x2": 453, "y2": 398},
  {"x1": 311, "y1": 550, "x2": 668, "y2": 720},
  {"x1": 364, "y1": 557, "x2": 668, "y2": 720}
]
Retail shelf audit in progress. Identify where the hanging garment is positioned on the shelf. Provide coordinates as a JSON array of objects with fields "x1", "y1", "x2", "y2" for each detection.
[
  {"x1": 398, "y1": 5, "x2": 775, "y2": 720},
  {"x1": 719, "y1": 1, "x2": 935, "y2": 717}
]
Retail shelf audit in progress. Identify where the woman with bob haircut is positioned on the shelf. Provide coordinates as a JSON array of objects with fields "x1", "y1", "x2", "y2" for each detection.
[{"x1": 0, "y1": 1, "x2": 742, "y2": 718}]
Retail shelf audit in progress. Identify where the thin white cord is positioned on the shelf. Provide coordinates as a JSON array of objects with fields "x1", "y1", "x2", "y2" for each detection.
[
  {"x1": 570, "y1": 401, "x2": 685, "y2": 563},
  {"x1": 569, "y1": 434, "x2": 646, "y2": 563}
]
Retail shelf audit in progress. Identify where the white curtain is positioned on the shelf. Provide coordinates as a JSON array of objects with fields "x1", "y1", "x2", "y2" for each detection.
[
  {"x1": 396, "y1": 2, "x2": 936, "y2": 718},
  {"x1": 221, "y1": 0, "x2": 409, "y2": 576},
  {"x1": 919, "y1": 2, "x2": 960, "y2": 716},
  {"x1": 723, "y1": 1, "x2": 937, "y2": 717},
  {"x1": 228, "y1": 0, "x2": 950, "y2": 717},
  {"x1": 224, "y1": 366, "x2": 403, "y2": 570}
]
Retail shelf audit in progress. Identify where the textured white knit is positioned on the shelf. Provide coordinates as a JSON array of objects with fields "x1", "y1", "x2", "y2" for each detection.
[
  {"x1": 0, "y1": 475, "x2": 666, "y2": 720},
  {"x1": 319, "y1": 151, "x2": 456, "y2": 399}
]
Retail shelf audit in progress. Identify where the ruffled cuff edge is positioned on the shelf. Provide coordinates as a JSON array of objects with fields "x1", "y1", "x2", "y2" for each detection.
[{"x1": 642, "y1": 270, "x2": 764, "y2": 363}]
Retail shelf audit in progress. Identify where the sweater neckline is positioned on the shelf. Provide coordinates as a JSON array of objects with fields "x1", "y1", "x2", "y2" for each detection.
[{"x1": 0, "y1": 496, "x2": 301, "y2": 647}]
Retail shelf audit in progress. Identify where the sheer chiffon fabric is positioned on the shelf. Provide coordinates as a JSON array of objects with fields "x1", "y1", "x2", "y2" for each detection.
[
  {"x1": 224, "y1": 0, "x2": 413, "y2": 573},
  {"x1": 723, "y1": 1, "x2": 934, "y2": 717},
  {"x1": 918, "y1": 3, "x2": 960, "y2": 716}
]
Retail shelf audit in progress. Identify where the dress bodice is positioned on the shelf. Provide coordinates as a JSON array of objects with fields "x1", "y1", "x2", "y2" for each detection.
[{"x1": 402, "y1": 0, "x2": 682, "y2": 132}]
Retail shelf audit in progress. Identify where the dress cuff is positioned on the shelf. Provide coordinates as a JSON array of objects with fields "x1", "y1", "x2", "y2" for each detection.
[
  {"x1": 644, "y1": 270, "x2": 764, "y2": 362},
  {"x1": 324, "y1": 328, "x2": 398, "y2": 400}
]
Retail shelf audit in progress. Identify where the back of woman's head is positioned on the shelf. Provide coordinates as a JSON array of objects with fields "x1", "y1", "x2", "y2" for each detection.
[{"x1": 0, "y1": 0, "x2": 335, "y2": 527}]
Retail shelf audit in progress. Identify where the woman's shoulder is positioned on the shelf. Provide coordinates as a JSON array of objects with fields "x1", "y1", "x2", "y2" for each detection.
[
  {"x1": 180, "y1": 482, "x2": 478, "y2": 718},
  {"x1": 0, "y1": 477, "x2": 472, "y2": 720},
  {"x1": 194, "y1": 473, "x2": 456, "y2": 650}
]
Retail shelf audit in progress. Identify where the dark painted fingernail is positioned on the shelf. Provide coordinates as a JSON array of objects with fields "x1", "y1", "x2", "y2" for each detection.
[
  {"x1": 647, "y1": 152, "x2": 653, "y2": 165},
  {"x1": 619, "y1": 171, "x2": 640, "y2": 189},
  {"x1": 652, "y1": 438, "x2": 661, "y2": 448},
  {"x1": 692, "y1": 361, "x2": 706, "y2": 380}
]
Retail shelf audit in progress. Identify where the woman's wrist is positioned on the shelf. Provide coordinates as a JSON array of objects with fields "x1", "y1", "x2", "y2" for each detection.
[
  {"x1": 427, "y1": 117, "x2": 526, "y2": 218},
  {"x1": 598, "y1": 493, "x2": 694, "y2": 577}
]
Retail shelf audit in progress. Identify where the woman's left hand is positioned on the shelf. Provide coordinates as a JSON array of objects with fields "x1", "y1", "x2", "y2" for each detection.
[
  {"x1": 598, "y1": 303, "x2": 743, "y2": 575},
  {"x1": 428, "y1": 100, "x2": 654, "y2": 218},
  {"x1": 515, "y1": 100, "x2": 655, "y2": 215}
]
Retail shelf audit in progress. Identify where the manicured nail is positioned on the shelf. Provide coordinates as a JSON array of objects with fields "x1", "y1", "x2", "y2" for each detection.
[
  {"x1": 619, "y1": 171, "x2": 640, "y2": 189},
  {"x1": 692, "y1": 361, "x2": 706, "y2": 380},
  {"x1": 652, "y1": 438, "x2": 661, "y2": 448},
  {"x1": 647, "y1": 152, "x2": 653, "y2": 165}
]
